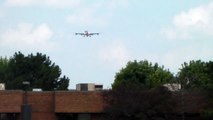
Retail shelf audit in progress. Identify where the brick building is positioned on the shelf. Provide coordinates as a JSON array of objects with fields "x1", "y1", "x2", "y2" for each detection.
[
  {"x1": 0, "y1": 83, "x2": 209, "y2": 120},
  {"x1": 0, "y1": 90, "x2": 104, "y2": 120}
]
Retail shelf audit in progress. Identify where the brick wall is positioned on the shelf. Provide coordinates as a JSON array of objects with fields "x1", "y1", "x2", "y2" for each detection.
[
  {"x1": 174, "y1": 92, "x2": 207, "y2": 113},
  {"x1": 30, "y1": 113, "x2": 57, "y2": 120},
  {"x1": 55, "y1": 91, "x2": 104, "y2": 113},
  {"x1": 0, "y1": 91, "x2": 104, "y2": 114},
  {"x1": 27, "y1": 92, "x2": 56, "y2": 120},
  {"x1": 0, "y1": 91, "x2": 23, "y2": 113},
  {"x1": 0, "y1": 90, "x2": 208, "y2": 120}
]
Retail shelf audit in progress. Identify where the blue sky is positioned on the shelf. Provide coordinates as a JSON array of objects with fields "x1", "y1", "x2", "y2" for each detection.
[{"x1": 0, "y1": 0, "x2": 213, "y2": 89}]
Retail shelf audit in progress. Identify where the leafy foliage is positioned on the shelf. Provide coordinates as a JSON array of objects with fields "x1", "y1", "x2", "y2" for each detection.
[
  {"x1": 177, "y1": 60, "x2": 213, "y2": 118},
  {"x1": 177, "y1": 60, "x2": 213, "y2": 90},
  {"x1": 104, "y1": 60, "x2": 177, "y2": 120},
  {"x1": 106, "y1": 59, "x2": 213, "y2": 120},
  {"x1": 206, "y1": 61, "x2": 213, "y2": 90},
  {"x1": 112, "y1": 60, "x2": 174, "y2": 89},
  {"x1": 0, "y1": 57, "x2": 9, "y2": 82},
  {"x1": 104, "y1": 85, "x2": 176, "y2": 120},
  {"x1": 0, "y1": 52, "x2": 69, "y2": 91}
]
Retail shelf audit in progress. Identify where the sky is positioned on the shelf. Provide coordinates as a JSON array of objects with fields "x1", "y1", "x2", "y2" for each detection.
[{"x1": 0, "y1": 0, "x2": 213, "y2": 89}]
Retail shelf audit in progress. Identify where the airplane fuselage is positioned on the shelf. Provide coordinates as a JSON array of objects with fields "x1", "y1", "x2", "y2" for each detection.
[{"x1": 75, "y1": 31, "x2": 99, "y2": 37}]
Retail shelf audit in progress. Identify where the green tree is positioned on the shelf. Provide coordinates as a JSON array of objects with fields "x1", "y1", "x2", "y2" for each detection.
[
  {"x1": 203, "y1": 61, "x2": 213, "y2": 119},
  {"x1": 104, "y1": 85, "x2": 176, "y2": 120},
  {"x1": 56, "y1": 75, "x2": 70, "y2": 90},
  {"x1": 178, "y1": 60, "x2": 213, "y2": 119},
  {"x1": 177, "y1": 60, "x2": 212, "y2": 90},
  {"x1": 1, "y1": 52, "x2": 70, "y2": 91},
  {"x1": 0, "y1": 57, "x2": 9, "y2": 82},
  {"x1": 112, "y1": 60, "x2": 174, "y2": 89},
  {"x1": 206, "y1": 61, "x2": 213, "y2": 90}
]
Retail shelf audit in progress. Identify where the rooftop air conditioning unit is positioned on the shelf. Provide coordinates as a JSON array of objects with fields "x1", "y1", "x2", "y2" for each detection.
[
  {"x1": 0, "y1": 83, "x2": 5, "y2": 90},
  {"x1": 76, "y1": 83, "x2": 95, "y2": 91},
  {"x1": 95, "y1": 84, "x2": 103, "y2": 91},
  {"x1": 32, "y1": 88, "x2": 42, "y2": 92},
  {"x1": 163, "y1": 83, "x2": 181, "y2": 91}
]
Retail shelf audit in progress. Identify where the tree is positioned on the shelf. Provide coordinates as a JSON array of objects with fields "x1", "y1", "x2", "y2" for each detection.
[
  {"x1": 56, "y1": 75, "x2": 70, "y2": 90},
  {"x1": 103, "y1": 60, "x2": 177, "y2": 120},
  {"x1": 0, "y1": 57, "x2": 9, "y2": 82},
  {"x1": 177, "y1": 60, "x2": 213, "y2": 119},
  {"x1": 104, "y1": 85, "x2": 176, "y2": 120},
  {"x1": 203, "y1": 61, "x2": 213, "y2": 119},
  {"x1": 112, "y1": 60, "x2": 174, "y2": 89},
  {"x1": 0, "y1": 52, "x2": 70, "y2": 91},
  {"x1": 206, "y1": 61, "x2": 213, "y2": 90},
  {"x1": 177, "y1": 60, "x2": 212, "y2": 90}
]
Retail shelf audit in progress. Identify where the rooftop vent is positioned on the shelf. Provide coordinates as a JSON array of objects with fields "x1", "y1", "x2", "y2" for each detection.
[
  {"x1": 163, "y1": 83, "x2": 181, "y2": 91},
  {"x1": 76, "y1": 83, "x2": 103, "y2": 91},
  {"x1": 32, "y1": 88, "x2": 42, "y2": 92},
  {"x1": 0, "y1": 83, "x2": 5, "y2": 90}
]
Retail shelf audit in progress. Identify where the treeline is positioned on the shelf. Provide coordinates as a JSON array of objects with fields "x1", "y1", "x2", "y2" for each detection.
[
  {"x1": 112, "y1": 60, "x2": 213, "y2": 90},
  {"x1": 104, "y1": 60, "x2": 213, "y2": 120},
  {"x1": 1, "y1": 52, "x2": 211, "y2": 92},
  {"x1": 0, "y1": 52, "x2": 212, "y2": 119},
  {"x1": 0, "y1": 52, "x2": 69, "y2": 91}
]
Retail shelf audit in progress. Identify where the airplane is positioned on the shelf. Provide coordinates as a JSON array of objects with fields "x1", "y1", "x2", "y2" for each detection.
[{"x1": 75, "y1": 31, "x2": 99, "y2": 37}]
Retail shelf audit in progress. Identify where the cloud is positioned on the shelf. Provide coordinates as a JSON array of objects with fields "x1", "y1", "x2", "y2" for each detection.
[
  {"x1": 99, "y1": 40, "x2": 130, "y2": 67},
  {"x1": 106, "y1": 0, "x2": 129, "y2": 9},
  {"x1": 0, "y1": 4, "x2": 7, "y2": 18},
  {"x1": 4, "y1": 0, "x2": 128, "y2": 9},
  {"x1": 4, "y1": 0, "x2": 129, "y2": 27},
  {"x1": 159, "y1": 45, "x2": 213, "y2": 73},
  {"x1": 66, "y1": 0, "x2": 129, "y2": 27},
  {"x1": 0, "y1": 10, "x2": 5, "y2": 18},
  {"x1": 161, "y1": 1, "x2": 213, "y2": 40},
  {"x1": 67, "y1": 7, "x2": 109, "y2": 27},
  {"x1": 4, "y1": 0, "x2": 82, "y2": 8},
  {"x1": 173, "y1": 7, "x2": 209, "y2": 28},
  {"x1": 0, "y1": 23, "x2": 56, "y2": 51}
]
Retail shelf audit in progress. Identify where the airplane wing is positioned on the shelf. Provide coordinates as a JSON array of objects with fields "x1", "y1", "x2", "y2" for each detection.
[
  {"x1": 90, "y1": 33, "x2": 99, "y2": 35},
  {"x1": 75, "y1": 33, "x2": 85, "y2": 35},
  {"x1": 75, "y1": 31, "x2": 99, "y2": 37}
]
